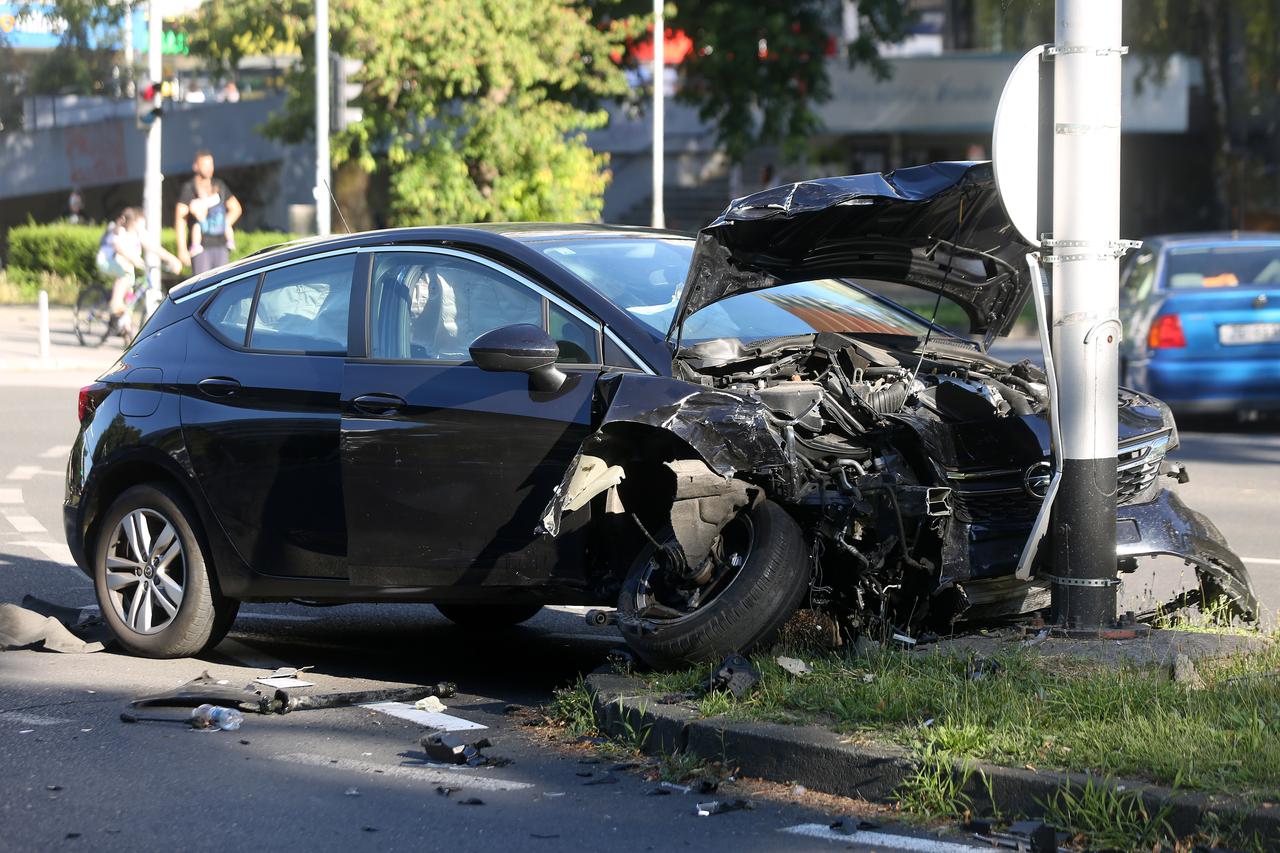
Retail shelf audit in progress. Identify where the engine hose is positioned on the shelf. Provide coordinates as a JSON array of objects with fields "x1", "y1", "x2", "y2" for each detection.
[
  {"x1": 860, "y1": 383, "x2": 911, "y2": 414},
  {"x1": 857, "y1": 484, "x2": 929, "y2": 574},
  {"x1": 987, "y1": 378, "x2": 1032, "y2": 415}
]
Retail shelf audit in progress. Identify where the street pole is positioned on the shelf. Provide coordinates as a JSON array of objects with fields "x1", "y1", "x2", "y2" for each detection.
[
  {"x1": 1048, "y1": 0, "x2": 1125, "y2": 628},
  {"x1": 650, "y1": 0, "x2": 665, "y2": 229},
  {"x1": 143, "y1": 0, "x2": 162, "y2": 310},
  {"x1": 314, "y1": 0, "x2": 331, "y2": 237}
]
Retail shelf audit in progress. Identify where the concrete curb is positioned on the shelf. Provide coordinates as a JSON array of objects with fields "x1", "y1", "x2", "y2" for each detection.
[{"x1": 586, "y1": 672, "x2": 1280, "y2": 842}]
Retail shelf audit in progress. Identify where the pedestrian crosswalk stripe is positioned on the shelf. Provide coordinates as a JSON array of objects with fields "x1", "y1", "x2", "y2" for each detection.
[
  {"x1": 5, "y1": 466, "x2": 41, "y2": 481},
  {"x1": 2, "y1": 509, "x2": 46, "y2": 534},
  {"x1": 39, "y1": 446, "x2": 71, "y2": 459},
  {"x1": 0, "y1": 488, "x2": 21, "y2": 504}
]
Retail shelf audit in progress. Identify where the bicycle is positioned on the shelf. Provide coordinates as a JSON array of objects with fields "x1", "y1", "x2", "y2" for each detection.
[{"x1": 75, "y1": 275, "x2": 148, "y2": 348}]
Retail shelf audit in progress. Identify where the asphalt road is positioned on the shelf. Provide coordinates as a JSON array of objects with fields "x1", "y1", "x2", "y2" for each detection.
[{"x1": 0, "y1": 371, "x2": 995, "y2": 853}]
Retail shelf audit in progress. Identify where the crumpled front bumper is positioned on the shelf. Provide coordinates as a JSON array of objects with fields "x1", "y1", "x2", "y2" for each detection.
[{"x1": 1116, "y1": 487, "x2": 1260, "y2": 621}]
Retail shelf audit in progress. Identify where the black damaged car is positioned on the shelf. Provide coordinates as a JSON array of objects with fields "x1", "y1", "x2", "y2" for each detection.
[{"x1": 65, "y1": 161, "x2": 1258, "y2": 665}]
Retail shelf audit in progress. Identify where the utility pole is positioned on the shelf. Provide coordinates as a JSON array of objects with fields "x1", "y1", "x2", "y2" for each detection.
[
  {"x1": 650, "y1": 0, "x2": 665, "y2": 229},
  {"x1": 1047, "y1": 0, "x2": 1126, "y2": 629},
  {"x1": 143, "y1": 0, "x2": 162, "y2": 310},
  {"x1": 314, "y1": 0, "x2": 331, "y2": 236}
]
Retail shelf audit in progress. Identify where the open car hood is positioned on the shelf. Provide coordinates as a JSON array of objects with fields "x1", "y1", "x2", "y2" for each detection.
[{"x1": 670, "y1": 161, "x2": 1034, "y2": 347}]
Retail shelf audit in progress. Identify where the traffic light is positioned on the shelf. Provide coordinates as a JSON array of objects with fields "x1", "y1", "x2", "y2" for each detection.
[
  {"x1": 136, "y1": 80, "x2": 162, "y2": 130},
  {"x1": 331, "y1": 55, "x2": 363, "y2": 132}
]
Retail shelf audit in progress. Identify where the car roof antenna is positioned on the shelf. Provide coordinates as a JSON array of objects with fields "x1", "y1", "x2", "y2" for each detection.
[{"x1": 323, "y1": 178, "x2": 354, "y2": 234}]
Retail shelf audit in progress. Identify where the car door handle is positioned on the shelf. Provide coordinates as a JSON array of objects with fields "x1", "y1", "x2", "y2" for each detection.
[
  {"x1": 352, "y1": 393, "x2": 406, "y2": 415},
  {"x1": 197, "y1": 377, "x2": 241, "y2": 397}
]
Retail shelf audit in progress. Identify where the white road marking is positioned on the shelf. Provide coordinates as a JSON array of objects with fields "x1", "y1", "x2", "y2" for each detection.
[
  {"x1": 11, "y1": 540, "x2": 82, "y2": 575},
  {"x1": 5, "y1": 466, "x2": 41, "y2": 481},
  {"x1": 781, "y1": 824, "x2": 984, "y2": 851},
  {"x1": 0, "y1": 711, "x2": 72, "y2": 727},
  {"x1": 2, "y1": 509, "x2": 46, "y2": 534},
  {"x1": 271, "y1": 752, "x2": 533, "y2": 791},
  {"x1": 359, "y1": 701, "x2": 487, "y2": 731},
  {"x1": 1243, "y1": 557, "x2": 1280, "y2": 566},
  {"x1": 39, "y1": 446, "x2": 71, "y2": 459},
  {"x1": 0, "y1": 488, "x2": 21, "y2": 504},
  {"x1": 214, "y1": 638, "x2": 291, "y2": 671}
]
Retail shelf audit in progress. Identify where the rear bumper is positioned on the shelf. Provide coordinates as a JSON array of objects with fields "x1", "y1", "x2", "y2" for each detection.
[
  {"x1": 1133, "y1": 356, "x2": 1280, "y2": 412},
  {"x1": 63, "y1": 502, "x2": 91, "y2": 577}
]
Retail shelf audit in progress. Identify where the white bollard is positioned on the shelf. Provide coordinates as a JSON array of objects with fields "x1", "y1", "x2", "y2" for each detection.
[{"x1": 37, "y1": 290, "x2": 51, "y2": 363}]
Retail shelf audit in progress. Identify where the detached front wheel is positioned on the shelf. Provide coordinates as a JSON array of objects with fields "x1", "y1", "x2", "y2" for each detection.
[{"x1": 617, "y1": 499, "x2": 808, "y2": 669}]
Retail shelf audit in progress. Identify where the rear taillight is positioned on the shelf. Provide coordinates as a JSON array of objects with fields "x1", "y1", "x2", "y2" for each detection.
[
  {"x1": 78, "y1": 383, "x2": 107, "y2": 423},
  {"x1": 1147, "y1": 314, "x2": 1186, "y2": 349}
]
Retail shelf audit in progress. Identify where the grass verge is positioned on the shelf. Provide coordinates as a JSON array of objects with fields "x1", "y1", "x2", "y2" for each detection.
[{"x1": 645, "y1": 639, "x2": 1280, "y2": 803}]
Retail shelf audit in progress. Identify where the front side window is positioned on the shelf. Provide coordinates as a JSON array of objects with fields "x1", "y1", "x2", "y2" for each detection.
[
  {"x1": 249, "y1": 254, "x2": 355, "y2": 354},
  {"x1": 369, "y1": 251, "x2": 599, "y2": 363}
]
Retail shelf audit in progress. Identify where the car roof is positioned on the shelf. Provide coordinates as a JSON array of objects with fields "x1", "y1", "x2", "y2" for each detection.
[{"x1": 1143, "y1": 231, "x2": 1280, "y2": 250}]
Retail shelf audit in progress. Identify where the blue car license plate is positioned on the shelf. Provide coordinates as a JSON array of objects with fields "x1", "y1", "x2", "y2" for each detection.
[{"x1": 1219, "y1": 322, "x2": 1280, "y2": 345}]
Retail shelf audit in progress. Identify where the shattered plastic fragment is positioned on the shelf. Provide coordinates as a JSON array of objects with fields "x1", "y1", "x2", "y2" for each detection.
[
  {"x1": 694, "y1": 799, "x2": 753, "y2": 816},
  {"x1": 414, "y1": 696, "x2": 447, "y2": 713},
  {"x1": 776, "y1": 656, "x2": 813, "y2": 676},
  {"x1": 418, "y1": 731, "x2": 507, "y2": 767},
  {"x1": 709, "y1": 653, "x2": 760, "y2": 698}
]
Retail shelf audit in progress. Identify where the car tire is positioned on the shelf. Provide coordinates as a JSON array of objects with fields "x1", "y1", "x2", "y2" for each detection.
[
  {"x1": 435, "y1": 603, "x2": 543, "y2": 627},
  {"x1": 617, "y1": 498, "x2": 808, "y2": 669},
  {"x1": 92, "y1": 482, "x2": 233, "y2": 658}
]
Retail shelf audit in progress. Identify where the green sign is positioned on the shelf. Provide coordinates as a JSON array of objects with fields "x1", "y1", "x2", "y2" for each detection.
[{"x1": 140, "y1": 29, "x2": 189, "y2": 56}]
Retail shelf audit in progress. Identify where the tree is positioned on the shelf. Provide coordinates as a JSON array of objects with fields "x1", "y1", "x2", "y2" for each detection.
[
  {"x1": 186, "y1": 0, "x2": 631, "y2": 226},
  {"x1": 18, "y1": 0, "x2": 126, "y2": 95},
  {"x1": 601, "y1": 0, "x2": 917, "y2": 163}
]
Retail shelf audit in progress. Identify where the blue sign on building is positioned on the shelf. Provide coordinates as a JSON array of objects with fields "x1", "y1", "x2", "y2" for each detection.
[{"x1": 0, "y1": 4, "x2": 147, "y2": 51}]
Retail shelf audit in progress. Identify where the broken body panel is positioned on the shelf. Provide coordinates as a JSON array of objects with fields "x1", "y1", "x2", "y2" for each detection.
[{"x1": 545, "y1": 162, "x2": 1259, "y2": 637}]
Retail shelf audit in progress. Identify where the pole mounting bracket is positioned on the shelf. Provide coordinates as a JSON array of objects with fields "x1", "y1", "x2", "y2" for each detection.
[
  {"x1": 1042, "y1": 573, "x2": 1121, "y2": 589},
  {"x1": 1041, "y1": 238, "x2": 1143, "y2": 263},
  {"x1": 1045, "y1": 45, "x2": 1128, "y2": 57}
]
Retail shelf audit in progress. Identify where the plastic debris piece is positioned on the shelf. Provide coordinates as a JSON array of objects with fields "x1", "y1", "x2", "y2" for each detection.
[
  {"x1": 530, "y1": 834, "x2": 560, "y2": 840},
  {"x1": 776, "y1": 656, "x2": 812, "y2": 676},
  {"x1": 968, "y1": 657, "x2": 1001, "y2": 682},
  {"x1": 790, "y1": 784, "x2": 807, "y2": 797},
  {"x1": 543, "y1": 792, "x2": 565, "y2": 798},
  {"x1": 414, "y1": 695, "x2": 447, "y2": 713},
  {"x1": 189, "y1": 704, "x2": 244, "y2": 731},
  {"x1": 419, "y1": 731, "x2": 503, "y2": 766},
  {"x1": 709, "y1": 653, "x2": 760, "y2": 698},
  {"x1": 457, "y1": 798, "x2": 484, "y2": 806},
  {"x1": 345, "y1": 787, "x2": 360, "y2": 797},
  {"x1": 436, "y1": 786, "x2": 458, "y2": 797},
  {"x1": 575, "y1": 771, "x2": 594, "y2": 778},
  {"x1": 361, "y1": 826, "x2": 378, "y2": 833},
  {"x1": 659, "y1": 781, "x2": 693, "y2": 794},
  {"x1": 694, "y1": 799, "x2": 753, "y2": 816},
  {"x1": 0, "y1": 599, "x2": 108, "y2": 654},
  {"x1": 829, "y1": 818, "x2": 879, "y2": 835},
  {"x1": 46, "y1": 785, "x2": 62, "y2": 792}
]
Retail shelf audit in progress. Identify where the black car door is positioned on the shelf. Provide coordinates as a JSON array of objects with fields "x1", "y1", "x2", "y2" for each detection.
[
  {"x1": 180, "y1": 251, "x2": 360, "y2": 579},
  {"x1": 340, "y1": 247, "x2": 601, "y2": 590}
]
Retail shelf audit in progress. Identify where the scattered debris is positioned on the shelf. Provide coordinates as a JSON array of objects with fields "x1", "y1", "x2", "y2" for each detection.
[
  {"x1": 968, "y1": 657, "x2": 1001, "y2": 682},
  {"x1": 972, "y1": 819, "x2": 1060, "y2": 853},
  {"x1": 254, "y1": 667, "x2": 315, "y2": 689},
  {"x1": 1172, "y1": 653, "x2": 1206, "y2": 690},
  {"x1": 530, "y1": 834, "x2": 560, "y2": 840},
  {"x1": 0, "y1": 597, "x2": 110, "y2": 654},
  {"x1": 658, "y1": 781, "x2": 693, "y2": 795},
  {"x1": 414, "y1": 696, "x2": 447, "y2": 713},
  {"x1": 646, "y1": 787, "x2": 672, "y2": 796},
  {"x1": 694, "y1": 799, "x2": 753, "y2": 816},
  {"x1": 543, "y1": 792, "x2": 565, "y2": 798},
  {"x1": 575, "y1": 771, "x2": 594, "y2": 778},
  {"x1": 46, "y1": 785, "x2": 62, "y2": 792},
  {"x1": 790, "y1": 785, "x2": 807, "y2": 797},
  {"x1": 361, "y1": 826, "x2": 378, "y2": 833},
  {"x1": 344, "y1": 787, "x2": 360, "y2": 797},
  {"x1": 418, "y1": 731, "x2": 508, "y2": 767},
  {"x1": 609, "y1": 762, "x2": 640, "y2": 772},
  {"x1": 189, "y1": 704, "x2": 244, "y2": 731},
  {"x1": 436, "y1": 785, "x2": 459, "y2": 797},
  {"x1": 238, "y1": 739, "x2": 250, "y2": 746},
  {"x1": 129, "y1": 672, "x2": 456, "y2": 716},
  {"x1": 457, "y1": 798, "x2": 484, "y2": 806},
  {"x1": 828, "y1": 818, "x2": 879, "y2": 835},
  {"x1": 776, "y1": 656, "x2": 813, "y2": 677},
  {"x1": 709, "y1": 653, "x2": 760, "y2": 699}
]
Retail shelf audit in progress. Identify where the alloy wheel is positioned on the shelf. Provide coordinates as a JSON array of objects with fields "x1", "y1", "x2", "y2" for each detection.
[
  {"x1": 104, "y1": 508, "x2": 186, "y2": 635},
  {"x1": 633, "y1": 514, "x2": 755, "y2": 623}
]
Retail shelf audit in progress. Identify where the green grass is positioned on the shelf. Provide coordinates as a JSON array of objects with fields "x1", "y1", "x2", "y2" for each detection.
[
  {"x1": 1041, "y1": 776, "x2": 1175, "y2": 852},
  {"x1": 645, "y1": 642, "x2": 1280, "y2": 801}
]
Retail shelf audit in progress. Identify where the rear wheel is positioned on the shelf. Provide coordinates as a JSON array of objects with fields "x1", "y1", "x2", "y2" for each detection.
[
  {"x1": 74, "y1": 286, "x2": 112, "y2": 347},
  {"x1": 617, "y1": 499, "x2": 808, "y2": 669},
  {"x1": 92, "y1": 483, "x2": 235, "y2": 658},
  {"x1": 435, "y1": 603, "x2": 543, "y2": 627}
]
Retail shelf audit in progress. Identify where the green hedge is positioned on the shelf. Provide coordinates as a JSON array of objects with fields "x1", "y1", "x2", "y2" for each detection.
[{"x1": 6, "y1": 221, "x2": 296, "y2": 288}]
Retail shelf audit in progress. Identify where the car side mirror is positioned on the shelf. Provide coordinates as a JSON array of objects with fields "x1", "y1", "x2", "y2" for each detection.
[{"x1": 469, "y1": 323, "x2": 566, "y2": 392}]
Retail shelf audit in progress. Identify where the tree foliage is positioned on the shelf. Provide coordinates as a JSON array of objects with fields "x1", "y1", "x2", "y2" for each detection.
[
  {"x1": 17, "y1": 0, "x2": 125, "y2": 95},
  {"x1": 186, "y1": 0, "x2": 630, "y2": 225}
]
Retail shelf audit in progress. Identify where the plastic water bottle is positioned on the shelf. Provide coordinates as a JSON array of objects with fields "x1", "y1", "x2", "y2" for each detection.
[{"x1": 189, "y1": 704, "x2": 244, "y2": 731}]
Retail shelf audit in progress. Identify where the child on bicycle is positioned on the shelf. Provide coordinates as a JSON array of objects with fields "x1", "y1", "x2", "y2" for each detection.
[{"x1": 95, "y1": 208, "x2": 182, "y2": 337}]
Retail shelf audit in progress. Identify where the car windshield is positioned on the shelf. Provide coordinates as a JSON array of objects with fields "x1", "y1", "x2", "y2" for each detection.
[
  {"x1": 1165, "y1": 243, "x2": 1280, "y2": 289},
  {"x1": 537, "y1": 237, "x2": 933, "y2": 342}
]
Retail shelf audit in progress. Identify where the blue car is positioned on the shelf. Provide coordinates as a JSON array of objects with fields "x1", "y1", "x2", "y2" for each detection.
[{"x1": 1121, "y1": 233, "x2": 1280, "y2": 415}]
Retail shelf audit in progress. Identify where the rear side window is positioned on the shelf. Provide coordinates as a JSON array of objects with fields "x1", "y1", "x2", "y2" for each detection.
[
  {"x1": 250, "y1": 254, "x2": 355, "y2": 354},
  {"x1": 1165, "y1": 244, "x2": 1280, "y2": 289},
  {"x1": 202, "y1": 278, "x2": 257, "y2": 346}
]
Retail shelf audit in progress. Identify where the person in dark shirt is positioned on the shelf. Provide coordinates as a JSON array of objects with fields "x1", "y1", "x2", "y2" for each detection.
[{"x1": 175, "y1": 150, "x2": 242, "y2": 274}]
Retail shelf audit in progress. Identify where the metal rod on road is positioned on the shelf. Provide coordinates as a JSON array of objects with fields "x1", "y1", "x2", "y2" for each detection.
[
  {"x1": 1048, "y1": 0, "x2": 1124, "y2": 628},
  {"x1": 650, "y1": 0, "x2": 665, "y2": 229},
  {"x1": 143, "y1": 0, "x2": 162, "y2": 307},
  {"x1": 37, "y1": 290, "x2": 50, "y2": 363},
  {"x1": 315, "y1": 0, "x2": 331, "y2": 237}
]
